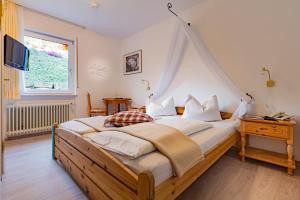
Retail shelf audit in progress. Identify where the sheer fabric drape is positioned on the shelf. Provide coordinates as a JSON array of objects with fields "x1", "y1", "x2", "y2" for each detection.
[
  {"x1": 152, "y1": 21, "x2": 187, "y2": 99},
  {"x1": 153, "y1": 17, "x2": 249, "y2": 102}
]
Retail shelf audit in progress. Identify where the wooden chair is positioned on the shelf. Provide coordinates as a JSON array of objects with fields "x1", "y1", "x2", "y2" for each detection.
[{"x1": 87, "y1": 93, "x2": 106, "y2": 117}]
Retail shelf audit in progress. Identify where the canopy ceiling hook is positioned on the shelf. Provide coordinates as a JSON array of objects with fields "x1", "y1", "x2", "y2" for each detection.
[
  {"x1": 167, "y1": 3, "x2": 178, "y2": 17},
  {"x1": 167, "y1": 2, "x2": 191, "y2": 26}
]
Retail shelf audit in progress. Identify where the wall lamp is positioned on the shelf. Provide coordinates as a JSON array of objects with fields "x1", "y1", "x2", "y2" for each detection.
[
  {"x1": 261, "y1": 67, "x2": 275, "y2": 88},
  {"x1": 141, "y1": 79, "x2": 153, "y2": 100},
  {"x1": 141, "y1": 79, "x2": 151, "y2": 91}
]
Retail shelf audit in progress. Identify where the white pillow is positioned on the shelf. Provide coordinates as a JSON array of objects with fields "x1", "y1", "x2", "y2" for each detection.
[
  {"x1": 146, "y1": 97, "x2": 177, "y2": 117},
  {"x1": 182, "y1": 95, "x2": 222, "y2": 121}
]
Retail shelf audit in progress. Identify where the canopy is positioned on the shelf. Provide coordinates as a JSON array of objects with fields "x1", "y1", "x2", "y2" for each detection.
[{"x1": 153, "y1": 17, "x2": 250, "y2": 102}]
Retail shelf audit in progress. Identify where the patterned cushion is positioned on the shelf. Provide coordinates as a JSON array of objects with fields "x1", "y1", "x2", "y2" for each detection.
[{"x1": 104, "y1": 111, "x2": 154, "y2": 127}]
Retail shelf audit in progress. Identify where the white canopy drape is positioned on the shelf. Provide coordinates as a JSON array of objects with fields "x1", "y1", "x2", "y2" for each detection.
[{"x1": 153, "y1": 17, "x2": 250, "y2": 102}]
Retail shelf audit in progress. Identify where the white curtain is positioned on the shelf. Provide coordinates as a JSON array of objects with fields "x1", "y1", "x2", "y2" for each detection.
[
  {"x1": 152, "y1": 21, "x2": 187, "y2": 99},
  {"x1": 2, "y1": 0, "x2": 23, "y2": 99},
  {"x1": 153, "y1": 17, "x2": 250, "y2": 102}
]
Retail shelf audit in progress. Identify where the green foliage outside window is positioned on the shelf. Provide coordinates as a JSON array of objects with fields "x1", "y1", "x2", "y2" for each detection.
[{"x1": 24, "y1": 36, "x2": 69, "y2": 90}]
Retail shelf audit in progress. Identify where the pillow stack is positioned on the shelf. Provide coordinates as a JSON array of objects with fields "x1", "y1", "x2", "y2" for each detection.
[
  {"x1": 146, "y1": 97, "x2": 177, "y2": 117},
  {"x1": 145, "y1": 95, "x2": 222, "y2": 122},
  {"x1": 182, "y1": 95, "x2": 222, "y2": 121}
]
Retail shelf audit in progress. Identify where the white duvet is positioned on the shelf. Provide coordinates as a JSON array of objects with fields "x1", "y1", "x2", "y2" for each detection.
[{"x1": 60, "y1": 116, "x2": 213, "y2": 159}]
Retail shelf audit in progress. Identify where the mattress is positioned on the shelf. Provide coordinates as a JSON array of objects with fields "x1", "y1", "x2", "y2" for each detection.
[{"x1": 60, "y1": 116, "x2": 239, "y2": 186}]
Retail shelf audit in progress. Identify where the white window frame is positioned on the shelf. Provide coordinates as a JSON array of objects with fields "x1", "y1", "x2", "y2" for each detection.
[{"x1": 21, "y1": 29, "x2": 77, "y2": 96}]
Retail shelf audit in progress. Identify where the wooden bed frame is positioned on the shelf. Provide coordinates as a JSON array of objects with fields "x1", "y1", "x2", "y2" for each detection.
[{"x1": 52, "y1": 107, "x2": 239, "y2": 200}]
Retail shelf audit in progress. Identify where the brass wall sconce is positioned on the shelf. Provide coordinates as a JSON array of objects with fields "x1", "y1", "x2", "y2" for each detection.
[
  {"x1": 141, "y1": 79, "x2": 151, "y2": 91},
  {"x1": 141, "y1": 79, "x2": 153, "y2": 100},
  {"x1": 261, "y1": 67, "x2": 275, "y2": 88}
]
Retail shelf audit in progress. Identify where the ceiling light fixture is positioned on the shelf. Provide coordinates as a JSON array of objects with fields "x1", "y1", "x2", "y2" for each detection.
[{"x1": 90, "y1": 0, "x2": 99, "y2": 8}]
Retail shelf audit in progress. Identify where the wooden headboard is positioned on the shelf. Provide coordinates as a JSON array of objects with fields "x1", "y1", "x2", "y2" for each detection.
[{"x1": 136, "y1": 106, "x2": 232, "y2": 120}]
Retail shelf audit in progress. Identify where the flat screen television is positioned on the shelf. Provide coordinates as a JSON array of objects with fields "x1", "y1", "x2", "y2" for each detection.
[{"x1": 4, "y1": 34, "x2": 30, "y2": 71}]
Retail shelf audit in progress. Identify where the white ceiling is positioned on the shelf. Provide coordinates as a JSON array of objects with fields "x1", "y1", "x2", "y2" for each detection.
[{"x1": 15, "y1": 0, "x2": 201, "y2": 38}]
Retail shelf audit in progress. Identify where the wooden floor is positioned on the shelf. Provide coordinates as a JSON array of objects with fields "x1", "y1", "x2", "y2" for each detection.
[{"x1": 0, "y1": 134, "x2": 299, "y2": 200}]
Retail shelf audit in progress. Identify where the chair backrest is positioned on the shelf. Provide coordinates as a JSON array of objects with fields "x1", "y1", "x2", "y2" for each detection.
[{"x1": 87, "y1": 92, "x2": 92, "y2": 114}]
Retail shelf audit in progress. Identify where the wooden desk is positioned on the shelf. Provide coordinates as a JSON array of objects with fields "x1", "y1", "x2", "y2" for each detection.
[
  {"x1": 103, "y1": 98, "x2": 131, "y2": 115},
  {"x1": 240, "y1": 118, "x2": 296, "y2": 175}
]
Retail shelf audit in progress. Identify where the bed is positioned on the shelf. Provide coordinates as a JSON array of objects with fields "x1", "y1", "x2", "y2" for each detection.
[{"x1": 52, "y1": 107, "x2": 239, "y2": 200}]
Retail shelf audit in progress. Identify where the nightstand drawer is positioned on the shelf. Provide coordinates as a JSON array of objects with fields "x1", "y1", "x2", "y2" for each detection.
[{"x1": 244, "y1": 122, "x2": 288, "y2": 139}]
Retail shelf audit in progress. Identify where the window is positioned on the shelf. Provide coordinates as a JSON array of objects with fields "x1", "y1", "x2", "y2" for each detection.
[{"x1": 22, "y1": 30, "x2": 76, "y2": 95}]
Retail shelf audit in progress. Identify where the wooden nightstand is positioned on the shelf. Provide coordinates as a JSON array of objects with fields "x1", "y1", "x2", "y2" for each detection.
[{"x1": 240, "y1": 118, "x2": 296, "y2": 175}]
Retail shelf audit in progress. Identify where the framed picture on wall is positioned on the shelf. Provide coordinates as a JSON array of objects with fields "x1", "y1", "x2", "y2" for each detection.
[{"x1": 123, "y1": 50, "x2": 142, "y2": 75}]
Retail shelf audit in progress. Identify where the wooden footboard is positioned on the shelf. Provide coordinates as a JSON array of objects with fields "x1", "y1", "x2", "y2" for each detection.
[
  {"x1": 52, "y1": 124, "x2": 239, "y2": 200},
  {"x1": 155, "y1": 133, "x2": 239, "y2": 200}
]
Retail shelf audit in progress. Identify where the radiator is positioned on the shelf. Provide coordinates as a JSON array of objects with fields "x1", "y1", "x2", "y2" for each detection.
[{"x1": 6, "y1": 102, "x2": 73, "y2": 138}]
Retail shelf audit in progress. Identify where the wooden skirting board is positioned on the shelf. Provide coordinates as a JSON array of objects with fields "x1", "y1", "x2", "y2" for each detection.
[{"x1": 53, "y1": 111, "x2": 239, "y2": 199}]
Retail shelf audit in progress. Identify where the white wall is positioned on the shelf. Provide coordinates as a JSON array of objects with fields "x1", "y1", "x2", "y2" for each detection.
[
  {"x1": 19, "y1": 8, "x2": 121, "y2": 117},
  {"x1": 118, "y1": 0, "x2": 300, "y2": 160}
]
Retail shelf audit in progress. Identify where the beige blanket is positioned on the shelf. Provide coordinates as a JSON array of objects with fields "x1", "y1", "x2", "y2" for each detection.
[{"x1": 75, "y1": 119, "x2": 203, "y2": 177}]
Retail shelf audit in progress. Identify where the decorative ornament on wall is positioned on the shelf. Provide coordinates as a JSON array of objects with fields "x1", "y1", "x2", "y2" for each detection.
[
  {"x1": 123, "y1": 50, "x2": 142, "y2": 75},
  {"x1": 88, "y1": 63, "x2": 109, "y2": 80}
]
